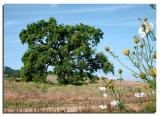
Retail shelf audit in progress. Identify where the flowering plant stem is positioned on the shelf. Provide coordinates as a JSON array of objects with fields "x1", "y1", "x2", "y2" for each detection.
[
  {"x1": 110, "y1": 84, "x2": 127, "y2": 112},
  {"x1": 109, "y1": 52, "x2": 139, "y2": 76}
]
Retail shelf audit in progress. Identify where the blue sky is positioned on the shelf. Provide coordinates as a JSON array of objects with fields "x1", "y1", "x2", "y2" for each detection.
[{"x1": 4, "y1": 4, "x2": 156, "y2": 81}]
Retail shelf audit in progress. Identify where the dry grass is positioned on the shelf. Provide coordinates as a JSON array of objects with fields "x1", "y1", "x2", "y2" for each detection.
[{"x1": 3, "y1": 77, "x2": 156, "y2": 113}]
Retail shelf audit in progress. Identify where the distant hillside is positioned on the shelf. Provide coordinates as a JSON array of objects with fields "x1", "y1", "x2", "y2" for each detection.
[{"x1": 4, "y1": 66, "x2": 20, "y2": 77}]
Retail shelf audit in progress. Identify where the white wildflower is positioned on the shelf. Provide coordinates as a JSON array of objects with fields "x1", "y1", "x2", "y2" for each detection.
[
  {"x1": 134, "y1": 92, "x2": 145, "y2": 98},
  {"x1": 99, "y1": 87, "x2": 107, "y2": 93},
  {"x1": 99, "y1": 104, "x2": 107, "y2": 110},
  {"x1": 138, "y1": 21, "x2": 153, "y2": 38},
  {"x1": 103, "y1": 93, "x2": 108, "y2": 97},
  {"x1": 110, "y1": 100, "x2": 120, "y2": 106}
]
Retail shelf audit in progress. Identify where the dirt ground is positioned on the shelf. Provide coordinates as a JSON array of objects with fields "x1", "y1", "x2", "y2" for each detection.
[{"x1": 3, "y1": 78, "x2": 155, "y2": 112}]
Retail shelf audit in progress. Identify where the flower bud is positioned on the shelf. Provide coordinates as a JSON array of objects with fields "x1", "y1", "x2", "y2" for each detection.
[
  {"x1": 118, "y1": 69, "x2": 123, "y2": 74},
  {"x1": 105, "y1": 46, "x2": 110, "y2": 52},
  {"x1": 123, "y1": 48, "x2": 130, "y2": 56},
  {"x1": 140, "y1": 43, "x2": 144, "y2": 48},
  {"x1": 133, "y1": 36, "x2": 140, "y2": 44},
  {"x1": 132, "y1": 51, "x2": 135, "y2": 55},
  {"x1": 138, "y1": 18, "x2": 141, "y2": 21},
  {"x1": 144, "y1": 17, "x2": 148, "y2": 22},
  {"x1": 134, "y1": 46, "x2": 137, "y2": 49},
  {"x1": 107, "y1": 80, "x2": 113, "y2": 85},
  {"x1": 149, "y1": 68, "x2": 156, "y2": 78},
  {"x1": 139, "y1": 72, "x2": 146, "y2": 79},
  {"x1": 141, "y1": 24, "x2": 146, "y2": 31},
  {"x1": 153, "y1": 52, "x2": 156, "y2": 59},
  {"x1": 108, "y1": 83, "x2": 114, "y2": 89}
]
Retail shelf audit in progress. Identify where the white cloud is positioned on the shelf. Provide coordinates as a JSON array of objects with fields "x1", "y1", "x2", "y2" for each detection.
[
  {"x1": 59, "y1": 5, "x2": 133, "y2": 14},
  {"x1": 59, "y1": 19, "x2": 138, "y2": 27},
  {"x1": 4, "y1": 4, "x2": 135, "y2": 23},
  {"x1": 16, "y1": 4, "x2": 133, "y2": 15}
]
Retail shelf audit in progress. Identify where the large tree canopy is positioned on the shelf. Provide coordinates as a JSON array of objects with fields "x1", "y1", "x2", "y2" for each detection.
[{"x1": 19, "y1": 17, "x2": 114, "y2": 84}]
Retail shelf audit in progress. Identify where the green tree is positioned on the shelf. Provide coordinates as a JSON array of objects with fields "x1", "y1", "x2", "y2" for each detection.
[{"x1": 19, "y1": 17, "x2": 114, "y2": 84}]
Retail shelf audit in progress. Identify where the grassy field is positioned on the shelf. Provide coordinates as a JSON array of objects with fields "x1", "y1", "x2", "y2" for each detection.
[{"x1": 3, "y1": 76, "x2": 156, "y2": 113}]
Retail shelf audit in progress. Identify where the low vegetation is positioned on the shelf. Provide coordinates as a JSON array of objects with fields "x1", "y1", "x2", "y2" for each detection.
[{"x1": 4, "y1": 77, "x2": 156, "y2": 112}]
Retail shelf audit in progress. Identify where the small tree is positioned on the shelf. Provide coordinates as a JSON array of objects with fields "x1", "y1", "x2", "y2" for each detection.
[{"x1": 20, "y1": 17, "x2": 114, "y2": 84}]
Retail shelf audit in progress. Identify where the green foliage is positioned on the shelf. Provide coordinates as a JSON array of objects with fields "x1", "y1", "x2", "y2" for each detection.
[{"x1": 19, "y1": 17, "x2": 114, "y2": 84}]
